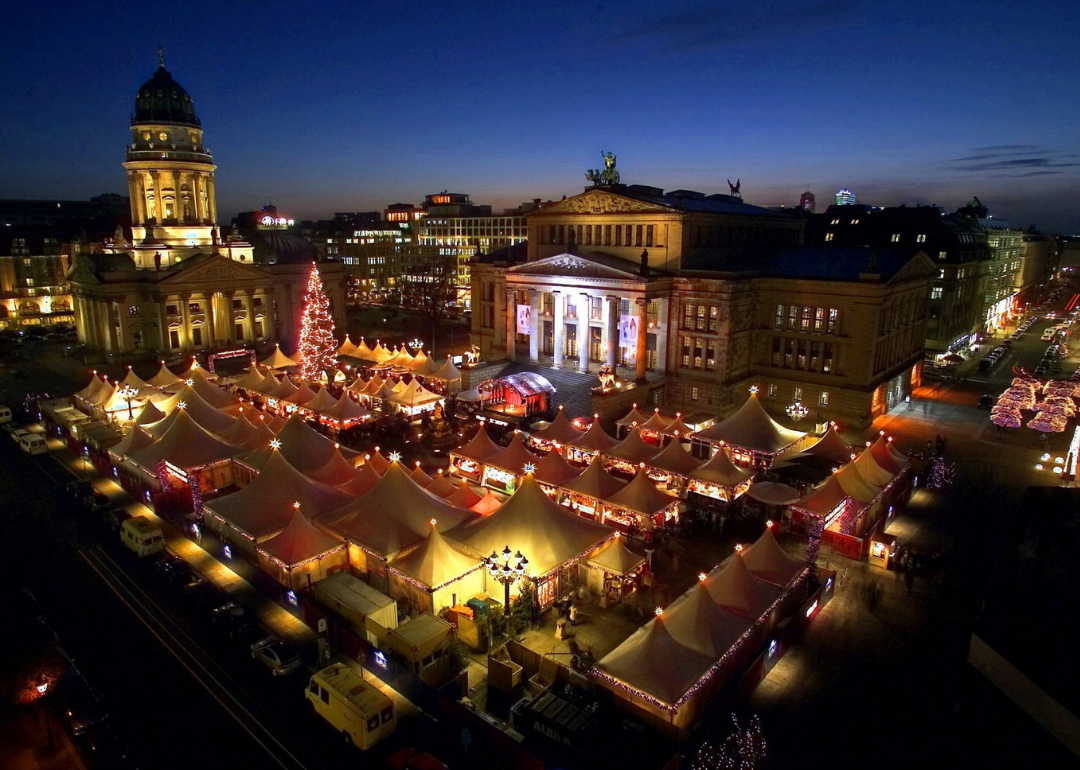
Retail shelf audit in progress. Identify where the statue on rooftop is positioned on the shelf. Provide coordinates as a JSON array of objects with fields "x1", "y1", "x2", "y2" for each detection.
[
  {"x1": 728, "y1": 178, "x2": 741, "y2": 198},
  {"x1": 586, "y1": 151, "x2": 620, "y2": 186}
]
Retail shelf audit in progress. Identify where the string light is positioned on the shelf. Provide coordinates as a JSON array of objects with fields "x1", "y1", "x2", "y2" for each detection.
[{"x1": 298, "y1": 262, "x2": 338, "y2": 381}]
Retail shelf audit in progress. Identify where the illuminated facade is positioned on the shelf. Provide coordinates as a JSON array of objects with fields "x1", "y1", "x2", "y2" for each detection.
[
  {"x1": 66, "y1": 57, "x2": 346, "y2": 356},
  {"x1": 0, "y1": 237, "x2": 74, "y2": 329},
  {"x1": 472, "y1": 184, "x2": 934, "y2": 426}
]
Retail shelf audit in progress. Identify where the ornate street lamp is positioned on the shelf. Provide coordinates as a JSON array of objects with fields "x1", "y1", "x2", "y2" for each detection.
[
  {"x1": 785, "y1": 399, "x2": 809, "y2": 423},
  {"x1": 482, "y1": 545, "x2": 528, "y2": 609}
]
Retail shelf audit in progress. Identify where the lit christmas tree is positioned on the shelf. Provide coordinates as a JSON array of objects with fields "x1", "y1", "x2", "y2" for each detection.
[{"x1": 298, "y1": 262, "x2": 338, "y2": 381}]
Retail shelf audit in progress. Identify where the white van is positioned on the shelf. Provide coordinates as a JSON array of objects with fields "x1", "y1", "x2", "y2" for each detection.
[
  {"x1": 120, "y1": 516, "x2": 165, "y2": 557},
  {"x1": 0, "y1": 405, "x2": 12, "y2": 424},
  {"x1": 305, "y1": 663, "x2": 396, "y2": 750},
  {"x1": 18, "y1": 433, "x2": 48, "y2": 455}
]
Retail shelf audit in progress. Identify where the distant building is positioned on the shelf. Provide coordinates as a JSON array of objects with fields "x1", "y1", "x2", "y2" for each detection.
[
  {"x1": 835, "y1": 189, "x2": 858, "y2": 206},
  {"x1": 973, "y1": 215, "x2": 1024, "y2": 332},
  {"x1": 799, "y1": 190, "x2": 816, "y2": 212},
  {"x1": 66, "y1": 57, "x2": 346, "y2": 357},
  {"x1": 0, "y1": 230, "x2": 75, "y2": 329},
  {"x1": 0, "y1": 195, "x2": 129, "y2": 229}
]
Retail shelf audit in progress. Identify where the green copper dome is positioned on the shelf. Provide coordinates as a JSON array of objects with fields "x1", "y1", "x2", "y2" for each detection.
[{"x1": 133, "y1": 65, "x2": 200, "y2": 127}]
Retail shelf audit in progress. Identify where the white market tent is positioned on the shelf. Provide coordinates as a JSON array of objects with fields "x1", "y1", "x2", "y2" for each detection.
[
  {"x1": 586, "y1": 535, "x2": 646, "y2": 576},
  {"x1": 603, "y1": 427, "x2": 661, "y2": 470},
  {"x1": 803, "y1": 424, "x2": 855, "y2": 465},
  {"x1": 148, "y1": 361, "x2": 184, "y2": 388},
  {"x1": 118, "y1": 366, "x2": 150, "y2": 389},
  {"x1": 126, "y1": 408, "x2": 244, "y2": 477},
  {"x1": 686, "y1": 446, "x2": 753, "y2": 502},
  {"x1": 740, "y1": 527, "x2": 806, "y2": 587},
  {"x1": 432, "y1": 356, "x2": 461, "y2": 383},
  {"x1": 615, "y1": 404, "x2": 652, "y2": 434},
  {"x1": 235, "y1": 366, "x2": 268, "y2": 391},
  {"x1": 256, "y1": 505, "x2": 348, "y2": 591},
  {"x1": 236, "y1": 412, "x2": 360, "y2": 475},
  {"x1": 133, "y1": 401, "x2": 166, "y2": 426},
  {"x1": 693, "y1": 391, "x2": 806, "y2": 466},
  {"x1": 144, "y1": 385, "x2": 236, "y2": 436},
  {"x1": 530, "y1": 406, "x2": 585, "y2": 450},
  {"x1": 386, "y1": 524, "x2": 485, "y2": 615},
  {"x1": 604, "y1": 468, "x2": 681, "y2": 530},
  {"x1": 703, "y1": 550, "x2": 782, "y2": 620},
  {"x1": 302, "y1": 386, "x2": 340, "y2": 413},
  {"x1": 250, "y1": 371, "x2": 282, "y2": 395},
  {"x1": 260, "y1": 344, "x2": 300, "y2": 369},
  {"x1": 321, "y1": 391, "x2": 372, "y2": 429}
]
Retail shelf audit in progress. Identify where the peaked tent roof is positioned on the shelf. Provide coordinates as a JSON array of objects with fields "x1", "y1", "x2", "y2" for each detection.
[
  {"x1": 359, "y1": 375, "x2": 385, "y2": 396},
  {"x1": 267, "y1": 375, "x2": 299, "y2": 401},
  {"x1": 741, "y1": 527, "x2": 805, "y2": 587},
  {"x1": 235, "y1": 367, "x2": 267, "y2": 391},
  {"x1": 445, "y1": 479, "x2": 484, "y2": 509},
  {"x1": 191, "y1": 376, "x2": 240, "y2": 410},
  {"x1": 533, "y1": 449, "x2": 582, "y2": 487},
  {"x1": 250, "y1": 370, "x2": 282, "y2": 395},
  {"x1": 433, "y1": 356, "x2": 461, "y2": 381},
  {"x1": 387, "y1": 345, "x2": 415, "y2": 367},
  {"x1": 407, "y1": 348, "x2": 429, "y2": 371},
  {"x1": 148, "y1": 362, "x2": 183, "y2": 388},
  {"x1": 217, "y1": 414, "x2": 259, "y2": 447},
  {"x1": 869, "y1": 436, "x2": 908, "y2": 474},
  {"x1": 109, "y1": 425, "x2": 155, "y2": 458},
  {"x1": 746, "y1": 481, "x2": 801, "y2": 506},
  {"x1": 587, "y1": 536, "x2": 646, "y2": 576},
  {"x1": 834, "y1": 461, "x2": 881, "y2": 503},
  {"x1": 134, "y1": 400, "x2": 166, "y2": 426},
  {"x1": 648, "y1": 439, "x2": 703, "y2": 477},
  {"x1": 75, "y1": 373, "x2": 106, "y2": 401},
  {"x1": 663, "y1": 582, "x2": 754, "y2": 658},
  {"x1": 594, "y1": 615, "x2": 715, "y2": 707},
  {"x1": 694, "y1": 392, "x2": 806, "y2": 455},
  {"x1": 793, "y1": 475, "x2": 856, "y2": 516},
  {"x1": 804, "y1": 425, "x2": 855, "y2": 465},
  {"x1": 345, "y1": 374, "x2": 367, "y2": 393},
  {"x1": 260, "y1": 344, "x2": 300, "y2": 369},
  {"x1": 470, "y1": 491, "x2": 503, "y2": 515},
  {"x1": 118, "y1": 366, "x2": 150, "y2": 389},
  {"x1": 616, "y1": 404, "x2": 651, "y2": 429},
  {"x1": 323, "y1": 391, "x2": 371, "y2": 423},
  {"x1": 689, "y1": 447, "x2": 753, "y2": 488},
  {"x1": 302, "y1": 386, "x2": 340, "y2": 412},
  {"x1": 561, "y1": 455, "x2": 627, "y2": 500},
  {"x1": 447, "y1": 474, "x2": 614, "y2": 577},
  {"x1": 88, "y1": 380, "x2": 117, "y2": 407},
  {"x1": 323, "y1": 462, "x2": 478, "y2": 558},
  {"x1": 532, "y1": 407, "x2": 584, "y2": 445},
  {"x1": 660, "y1": 415, "x2": 693, "y2": 438},
  {"x1": 413, "y1": 356, "x2": 442, "y2": 377},
  {"x1": 454, "y1": 425, "x2": 503, "y2": 463},
  {"x1": 127, "y1": 408, "x2": 244, "y2": 471},
  {"x1": 257, "y1": 507, "x2": 344, "y2": 566},
  {"x1": 605, "y1": 427, "x2": 661, "y2": 464},
  {"x1": 354, "y1": 338, "x2": 374, "y2": 360},
  {"x1": 336, "y1": 338, "x2": 359, "y2": 358},
  {"x1": 606, "y1": 468, "x2": 680, "y2": 517},
  {"x1": 206, "y1": 450, "x2": 354, "y2": 532},
  {"x1": 337, "y1": 461, "x2": 383, "y2": 496},
  {"x1": 426, "y1": 473, "x2": 458, "y2": 498},
  {"x1": 639, "y1": 410, "x2": 674, "y2": 434},
  {"x1": 310, "y1": 448, "x2": 362, "y2": 486},
  {"x1": 285, "y1": 382, "x2": 318, "y2": 406},
  {"x1": 410, "y1": 465, "x2": 434, "y2": 488},
  {"x1": 145, "y1": 385, "x2": 235, "y2": 435},
  {"x1": 239, "y1": 420, "x2": 277, "y2": 450},
  {"x1": 487, "y1": 432, "x2": 541, "y2": 475},
  {"x1": 705, "y1": 552, "x2": 781, "y2": 620},
  {"x1": 853, "y1": 448, "x2": 896, "y2": 487},
  {"x1": 370, "y1": 341, "x2": 393, "y2": 363},
  {"x1": 569, "y1": 420, "x2": 620, "y2": 453},
  {"x1": 390, "y1": 378, "x2": 443, "y2": 406},
  {"x1": 388, "y1": 525, "x2": 482, "y2": 591},
  {"x1": 364, "y1": 450, "x2": 390, "y2": 475},
  {"x1": 237, "y1": 412, "x2": 359, "y2": 473}
]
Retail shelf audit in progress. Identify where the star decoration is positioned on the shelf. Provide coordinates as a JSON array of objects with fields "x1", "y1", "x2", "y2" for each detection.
[
  {"x1": 269, "y1": 439, "x2": 281, "y2": 450},
  {"x1": 177, "y1": 401, "x2": 187, "y2": 410}
]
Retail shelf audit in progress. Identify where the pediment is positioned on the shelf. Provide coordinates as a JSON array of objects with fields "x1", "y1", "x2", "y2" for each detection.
[
  {"x1": 887, "y1": 251, "x2": 939, "y2": 285},
  {"x1": 64, "y1": 255, "x2": 102, "y2": 286},
  {"x1": 535, "y1": 189, "x2": 670, "y2": 216},
  {"x1": 160, "y1": 254, "x2": 270, "y2": 285},
  {"x1": 508, "y1": 253, "x2": 644, "y2": 281}
]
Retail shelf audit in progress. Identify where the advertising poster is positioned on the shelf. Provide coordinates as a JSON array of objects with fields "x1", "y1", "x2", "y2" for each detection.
[
  {"x1": 517, "y1": 304, "x2": 532, "y2": 334},
  {"x1": 619, "y1": 314, "x2": 638, "y2": 352}
]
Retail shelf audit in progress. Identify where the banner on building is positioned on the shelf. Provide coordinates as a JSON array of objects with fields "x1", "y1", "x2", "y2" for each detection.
[
  {"x1": 517, "y1": 304, "x2": 532, "y2": 335},
  {"x1": 619, "y1": 314, "x2": 638, "y2": 352}
]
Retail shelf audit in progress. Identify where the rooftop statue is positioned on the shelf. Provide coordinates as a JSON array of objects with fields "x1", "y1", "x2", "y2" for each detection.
[{"x1": 586, "y1": 151, "x2": 620, "y2": 186}]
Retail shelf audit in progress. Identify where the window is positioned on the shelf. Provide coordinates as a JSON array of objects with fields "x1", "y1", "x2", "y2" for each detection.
[
  {"x1": 851, "y1": 219, "x2": 860, "y2": 225},
  {"x1": 169, "y1": 329, "x2": 180, "y2": 348},
  {"x1": 604, "y1": 225, "x2": 612, "y2": 246},
  {"x1": 585, "y1": 226, "x2": 592, "y2": 245},
  {"x1": 635, "y1": 225, "x2": 643, "y2": 247},
  {"x1": 814, "y1": 307, "x2": 825, "y2": 332},
  {"x1": 189, "y1": 302, "x2": 201, "y2": 314},
  {"x1": 235, "y1": 322, "x2": 244, "y2": 339},
  {"x1": 797, "y1": 340, "x2": 807, "y2": 369},
  {"x1": 232, "y1": 298, "x2": 243, "y2": 309},
  {"x1": 696, "y1": 305, "x2": 706, "y2": 331},
  {"x1": 691, "y1": 387, "x2": 699, "y2": 401},
  {"x1": 916, "y1": 234, "x2": 927, "y2": 243},
  {"x1": 891, "y1": 233, "x2": 901, "y2": 243},
  {"x1": 706, "y1": 341, "x2": 716, "y2": 370},
  {"x1": 709, "y1": 306, "x2": 718, "y2": 332},
  {"x1": 320, "y1": 687, "x2": 330, "y2": 705},
  {"x1": 794, "y1": 386, "x2": 803, "y2": 402},
  {"x1": 166, "y1": 304, "x2": 178, "y2": 315},
  {"x1": 132, "y1": 330, "x2": 143, "y2": 348},
  {"x1": 681, "y1": 336, "x2": 691, "y2": 367},
  {"x1": 128, "y1": 305, "x2": 140, "y2": 316},
  {"x1": 831, "y1": 219, "x2": 840, "y2": 225},
  {"x1": 931, "y1": 287, "x2": 943, "y2": 300},
  {"x1": 774, "y1": 304, "x2": 784, "y2": 330},
  {"x1": 767, "y1": 383, "x2": 778, "y2": 397},
  {"x1": 938, "y1": 251, "x2": 947, "y2": 260},
  {"x1": 254, "y1": 319, "x2": 264, "y2": 338},
  {"x1": 683, "y1": 303, "x2": 694, "y2": 330},
  {"x1": 646, "y1": 225, "x2": 654, "y2": 247},
  {"x1": 784, "y1": 338, "x2": 795, "y2": 368},
  {"x1": 787, "y1": 305, "x2": 798, "y2": 330},
  {"x1": 191, "y1": 326, "x2": 203, "y2": 346},
  {"x1": 771, "y1": 337, "x2": 781, "y2": 366},
  {"x1": 825, "y1": 233, "x2": 835, "y2": 242},
  {"x1": 613, "y1": 225, "x2": 621, "y2": 245},
  {"x1": 819, "y1": 390, "x2": 829, "y2": 406},
  {"x1": 827, "y1": 308, "x2": 839, "y2": 334},
  {"x1": 801, "y1": 307, "x2": 811, "y2": 332},
  {"x1": 823, "y1": 343, "x2": 834, "y2": 373}
]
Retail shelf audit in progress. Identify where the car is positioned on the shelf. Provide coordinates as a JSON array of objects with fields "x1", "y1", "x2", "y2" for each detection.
[
  {"x1": 155, "y1": 556, "x2": 193, "y2": 587},
  {"x1": 977, "y1": 394, "x2": 994, "y2": 409},
  {"x1": 250, "y1": 637, "x2": 304, "y2": 676},
  {"x1": 182, "y1": 578, "x2": 227, "y2": 612},
  {"x1": 80, "y1": 723, "x2": 139, "y2": 770},
  {"x1": 210, "y1": 602, "x2": 259, "y2": 641},
  {"x1": 84, "y1": 493, "x2": 111, "y2": 513},
  {"x1": 10, "y1": 428, "x2": 30, "y2": 443},
  {"x1": 1035, "y1": 365, "x2": 1048, "y2": 376},
  {"x1": 56, "y1": 672, "x2": 109, "y2": 737},
  {"x1": 66, "y1": 479, "x2": 95, "y2": 499},
  {"x1": 103, "y1": 508, "x2": 133, "y2": 533}
]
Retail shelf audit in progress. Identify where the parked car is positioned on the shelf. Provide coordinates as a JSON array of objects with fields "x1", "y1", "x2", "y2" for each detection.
[
  {"x1": 10, "y1": 428, "x2": 31, "y2": 443},
  {"x1": 18, "y1": 433, "x2": 48, "y2": 455},
  {"x1": 154, "y1": 555, "x2": 192, "y2": 587},
  {"x1": 250, "y1": 637, "x2": 304, "y2": 676},
  {"x1": 56, "y1": 672, "x2": 109, "y2": 737},
  {"x1": 182, "y1": 578, "x2": 227, "y2": 612},
  {"x1": 103, "y1": 508, "x2": 133, "y2": 533},
  {"x1": 66, "y1": 479, "x2": 95, "y2": 499},
  {"x1": 84, "y1": 493, "x2": 111, "y2": 513},
  {"x1": 0, "y1": 404, "x2": 12, "y2": 424},
  {"x1": 210, "y1": 602, "x2": 259, "y2": 641}
]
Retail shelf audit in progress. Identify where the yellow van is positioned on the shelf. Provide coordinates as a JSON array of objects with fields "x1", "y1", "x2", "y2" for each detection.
[
  {"x1": 305, "y1": 663, "x2": 396, "y2": 750},
  {"x1": 120, "y1": 516, "x2": 165, "y2": 557}
]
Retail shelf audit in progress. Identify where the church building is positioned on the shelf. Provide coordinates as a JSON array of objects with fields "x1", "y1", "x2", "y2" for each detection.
[{"x1": 67, "y1": 54, "x2": 346, "y2": 357}]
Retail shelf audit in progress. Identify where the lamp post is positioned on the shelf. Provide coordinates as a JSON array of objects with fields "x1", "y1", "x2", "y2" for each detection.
[{"x1": 482, "y1": 545, "x2": 528, "y2": 610}]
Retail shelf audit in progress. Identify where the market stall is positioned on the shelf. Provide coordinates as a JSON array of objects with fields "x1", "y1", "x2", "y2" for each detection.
[
  {"x1": 529, "y1": 406, "x2": 584, "y2": 454},
  {"x1": 602, "y1": 427, "x2": 661, "y2": 474},
  {"x1": 255, "y1": 504, "x2": 348, "y2": 591},
  {"x1": 686, "y1": 446, "x2": 753, "y2": 503},
  {"x1": 386, "y1": 523, "x2": 485, "y2": 616},
  {"x1": 449, "y1": 424, "x2": 503, "y2": 483},
  {"x1": 566, "y1": 418, "x2": 620, "y2": 465},
  {"x1": 645, "y1": 439, "x2": 702, "y2": 496},
  {"x1": 480, "y1": 432, "x2": 542, "y2": 494},
  {"x1": 692, "y1": 390, "x2": 807, "y2": 469},
  {"x1": 559, "y1": 455, "x2": 627, "y2": 520},
  {"x1": 603, "y1": 468, "x2": 681, "y2": 535},
  {"x1": 585, "y1": 534, "x2": 647, "y2": 606}
]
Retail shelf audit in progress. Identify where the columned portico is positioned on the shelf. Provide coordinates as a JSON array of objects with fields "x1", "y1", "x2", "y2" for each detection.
[
  {"x1": 577, "y1": 292, "x2": 590, "y2": 372},
  {"x1": 505, "y1": 288, "x2": 516, "y2": 359},
  {"x1": 552, "y1": 290, "x2": 564, "y2": 368},
  {"x1": 635, "y1": 297, "x2": 648, "y2": 383},
  {"x1": 528, "y1": 288, "x2": 540, "y2": 363},
  {"x1": 604, "y1": 295, "x2": 619, "y2": 368}
]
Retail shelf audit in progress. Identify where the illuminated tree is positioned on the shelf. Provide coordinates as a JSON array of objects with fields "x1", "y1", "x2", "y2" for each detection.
[{"x1": 298, "y1": 262, "x2": 338, "y2": 381}]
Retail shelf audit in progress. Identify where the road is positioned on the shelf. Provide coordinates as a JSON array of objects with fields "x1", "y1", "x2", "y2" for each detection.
[{"x1": 0, "y1": 438, "x2": 438, "y2": 770}]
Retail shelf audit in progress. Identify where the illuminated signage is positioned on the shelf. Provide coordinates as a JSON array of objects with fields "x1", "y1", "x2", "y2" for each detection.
[
  {"x1": 260, "y1": 216, "x2": 295, "y2": 227},
  {"x1": 805, "y1": 600, "x2": 819, "y2": 618},
  {"x1": 374, "y1": 651, "x2": 388, "y2": 669}
]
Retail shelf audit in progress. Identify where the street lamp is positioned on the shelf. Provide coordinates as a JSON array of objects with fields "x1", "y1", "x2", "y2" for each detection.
[
  {"x1": 785, "y1": 400, "x2": 809, "y2": 423},
  {"x1": 482, "y1": 545, "x2": 528, "y2": 609}
]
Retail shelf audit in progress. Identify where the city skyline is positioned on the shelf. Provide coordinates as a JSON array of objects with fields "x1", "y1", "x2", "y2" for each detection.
[{"x1": 2, "y1": 0, "x2": 1078, "y2": 231}]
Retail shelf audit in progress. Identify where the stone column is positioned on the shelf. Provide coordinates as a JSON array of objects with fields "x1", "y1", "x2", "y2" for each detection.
[
  {"x1": 577, "y1": 292, "x2": 590, "y2": 373},
  {"x1": 654, "y1": 297, "x2": 669, "y2": 375},
  {"x1": 106, "y1": 303, "x2": 120, "y2": 353},
  {"x1": 243, "y1": 291, "x2": 256, "y2": 341},
  {"x1": 528, "y1": 288, "x2": 540, "y2": 363},
  {"x1": 604, "y1": 295, "x2": 619, "y2": 369},
  {"x1": 205, "y1": 293, "x2": 217, "y2": 349},
  {"x1": 180, "y1": 293, "x2": 192, "y2": 349},
  {"x1": 635, "y1": 297, "x2": 648, "y2": 383},
  {"x1": 223, "y1": 290, "x2": 236, "y2": 345},
  {"x1": 149, "y1": 171, "x2": 161, "y2": 222},
  {"x1": 127, "y1": 172, "x2": 143, "y2": 224},
  {"x1": 206, "y1": 173, "x2": 218, "y2": 224},
  {"x1": 505, "y1": 288, "x2": 516, "y2": 360},
  {"x1": 157, "y1": 300, "x2": 169, "y2": 351},
  {"x1": 552, "y1": 290, "x2": 564, "y2": 368}
]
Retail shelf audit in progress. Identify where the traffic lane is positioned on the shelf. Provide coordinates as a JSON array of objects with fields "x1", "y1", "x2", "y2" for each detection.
[{"x1": 0, "y1": 441, "x2": 297, "y2": 770}]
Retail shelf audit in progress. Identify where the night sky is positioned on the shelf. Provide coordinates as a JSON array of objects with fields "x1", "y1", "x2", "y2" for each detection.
[{"x1": 3, "y1": 1, "x2": 1079, "y2": 231}]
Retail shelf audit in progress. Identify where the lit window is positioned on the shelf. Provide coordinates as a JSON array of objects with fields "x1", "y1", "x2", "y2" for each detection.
[
  {"x1": 891, "y1": 234, "x2": 901, "y2": 243},
  {"x1": 691, "y1": 387, "x2": 699, "y2": 401},
  {"x1": 916, "y1": 234, "x2": 927, "y2": 243},
  {"x1": 794, "y1": 387, "x2": 803, "y2": 402},
  {"x1": 931, "y1": 287, "x2": 943, "y2": 300},
  {"x1": 819, "y1": 391, "x2": 829, "y2": 406},
  {"x1": 851, "y1": 219, "x2": 860, "y2": 225},
  {"x1": 825, "y1": 233, "x2": 835, "y2": 242},
  {"x1": 128, "y1": 305, "x2": 140, "y2": 316},
  {"x1": 767, "y1": 383, "x2": 777, "y2": 397},
  {"x1": 938, "y1": 251, "x2": 947, "y2": 260},
  {"x1": 831, "y1": 219, "x2": 840, "y2": 225}
]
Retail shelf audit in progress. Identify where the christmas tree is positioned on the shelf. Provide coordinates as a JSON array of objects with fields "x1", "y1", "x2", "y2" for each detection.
[{"x1": 298, "y1": 262, "x2": 338, "y2": 381}]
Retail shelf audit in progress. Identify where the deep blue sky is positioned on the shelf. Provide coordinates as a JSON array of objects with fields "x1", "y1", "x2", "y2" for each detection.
[{"x1": 3, "y1": 1, "x2": 1079, "y2": 231}]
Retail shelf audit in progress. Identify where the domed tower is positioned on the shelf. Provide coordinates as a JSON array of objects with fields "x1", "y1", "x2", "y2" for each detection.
[{"x1": 122, "y1": 50, "x2": 218, "y2": 267}]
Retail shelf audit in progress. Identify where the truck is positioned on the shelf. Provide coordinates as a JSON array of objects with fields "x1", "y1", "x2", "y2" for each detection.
[{"x1": 305, "y1": 663, "x2": 396, "y2": 750}]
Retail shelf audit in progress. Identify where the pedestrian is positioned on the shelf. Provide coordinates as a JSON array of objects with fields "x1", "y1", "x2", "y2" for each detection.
[{"x1": 569, "y1": 603, "x2": 578, "y2": 627}]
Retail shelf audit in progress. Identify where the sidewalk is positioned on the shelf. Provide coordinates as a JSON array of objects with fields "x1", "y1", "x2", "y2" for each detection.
[{"x1": 0, "y1": 702, "x2": 87, "y2": 770}]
